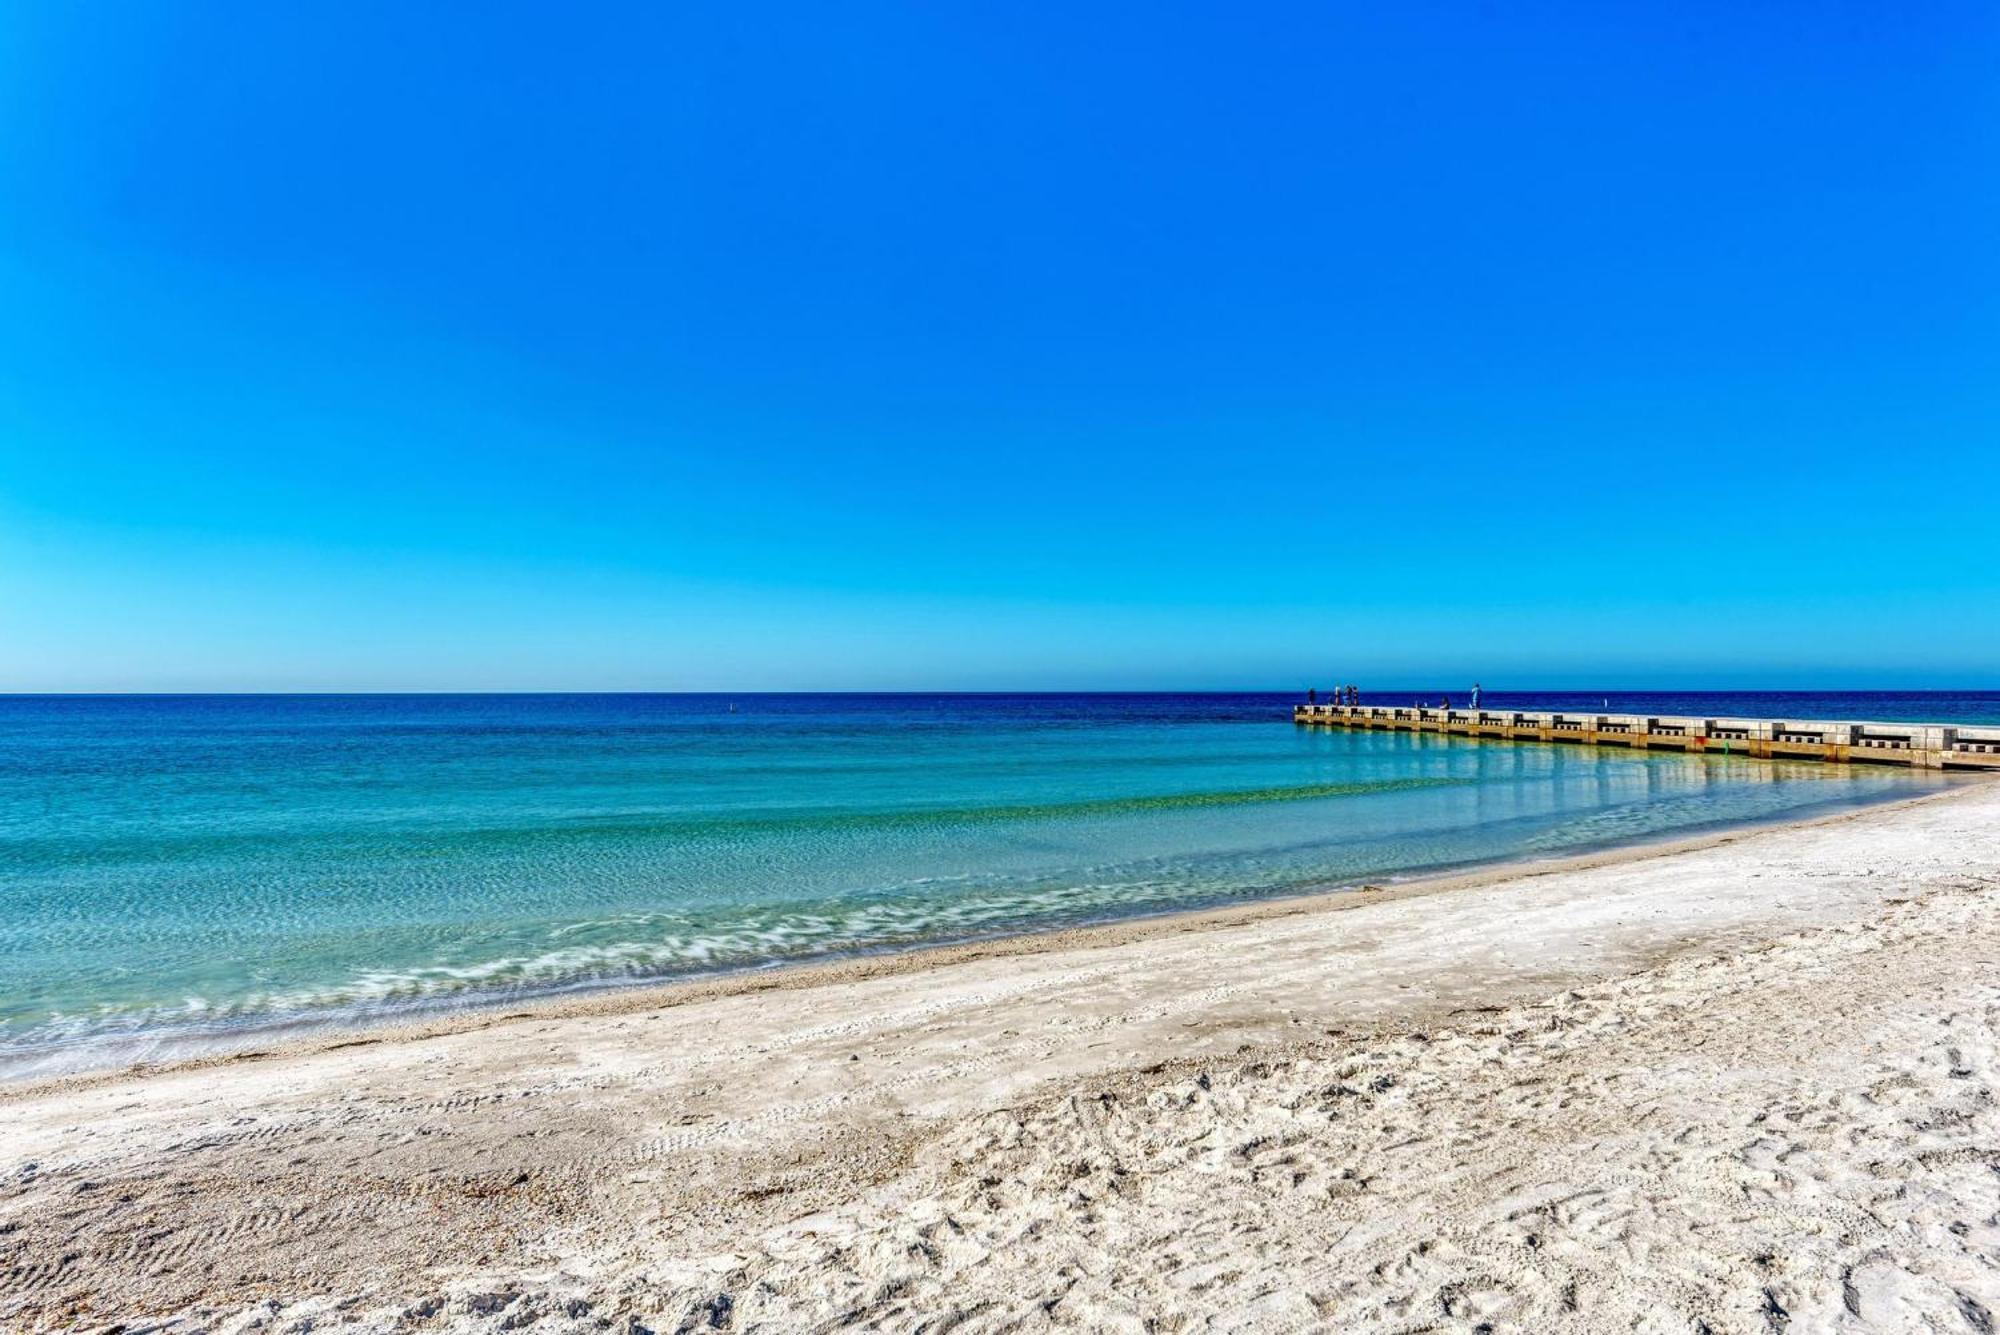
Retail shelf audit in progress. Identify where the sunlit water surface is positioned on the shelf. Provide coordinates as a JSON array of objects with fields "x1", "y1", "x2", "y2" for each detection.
[{"x1": 4, "y1": 691, "x2": 1986, "y2": 1076}]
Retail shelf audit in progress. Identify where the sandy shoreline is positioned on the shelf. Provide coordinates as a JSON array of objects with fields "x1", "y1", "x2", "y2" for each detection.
[
  {"x1": 4, "y1": 780, "x2": 1998, "y2": 1331},
  {"x1": 5, "y1": 781, "x2": 1972, "y2": 1097}
]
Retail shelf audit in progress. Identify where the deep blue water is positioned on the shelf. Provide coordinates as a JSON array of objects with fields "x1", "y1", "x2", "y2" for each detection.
[{"x1": 1, "y1": 691, "x2": 1987, "y2": 1077}]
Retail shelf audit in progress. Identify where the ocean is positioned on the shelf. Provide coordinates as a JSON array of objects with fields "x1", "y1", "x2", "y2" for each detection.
[{"x1": 2, "y1": 691, "x2": 1991, "y2": 1077}]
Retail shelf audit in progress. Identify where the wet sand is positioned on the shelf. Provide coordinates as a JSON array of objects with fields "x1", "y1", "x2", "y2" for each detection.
[{"x1": 4, "y1": 781, "x2": 1996, "y2": 1332}]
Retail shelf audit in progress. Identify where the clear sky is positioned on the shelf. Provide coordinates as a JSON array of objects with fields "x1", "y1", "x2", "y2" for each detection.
[{"x1": 2, "y1": 4, "x2": 1996, "y2": 691}]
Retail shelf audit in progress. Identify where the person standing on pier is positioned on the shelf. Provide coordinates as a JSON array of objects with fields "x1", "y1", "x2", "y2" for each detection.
[
  {"x1": 1471, "y1": 683, "x2": 1482, "y2": 709},
  {"x1": 1308, "y1": 687, "x2": 1317, "y2": 705}
]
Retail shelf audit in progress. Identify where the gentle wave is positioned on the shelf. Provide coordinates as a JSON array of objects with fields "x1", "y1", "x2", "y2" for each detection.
[
  {"x1": 0, "y1": 866, "x2": 1332, "y2": 1075},
  {"x1": 626, "y1": 776, "x2": 1476, "y2": 833},
  {"x1": 2, "y1": 776, "x2": 1470, "y2": 866}
]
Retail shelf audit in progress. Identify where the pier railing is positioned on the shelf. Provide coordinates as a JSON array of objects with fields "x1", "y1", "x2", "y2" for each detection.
[{"x1": 1291, "y1": 704, "x2": 2000, "y2": 770}]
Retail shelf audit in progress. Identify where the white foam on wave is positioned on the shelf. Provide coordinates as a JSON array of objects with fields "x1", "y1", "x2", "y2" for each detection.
[{"x1": 0, "y1": 869, "x2": 1268, "y2": 1078}]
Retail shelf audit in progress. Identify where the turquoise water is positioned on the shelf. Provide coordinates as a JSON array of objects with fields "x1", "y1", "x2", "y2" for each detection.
[{"x1": 0, "y1": 692, "x2": 1970, "y2": 1077}]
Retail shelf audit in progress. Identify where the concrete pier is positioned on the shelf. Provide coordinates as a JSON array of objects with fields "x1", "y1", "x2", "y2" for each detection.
[{"x1": 1293, "y1": 703, "x2": 2000, "y2": 770}]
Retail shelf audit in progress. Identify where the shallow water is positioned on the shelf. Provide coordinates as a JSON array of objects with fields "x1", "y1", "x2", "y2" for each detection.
[{"x1": 1, "y1": 692, "x2": 1983, "y2": 1076}]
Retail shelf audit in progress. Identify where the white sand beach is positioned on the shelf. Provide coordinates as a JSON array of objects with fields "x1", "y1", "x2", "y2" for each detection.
[{"x1": 4, "y1": 782, "x2": 1998, "y2": 1333}]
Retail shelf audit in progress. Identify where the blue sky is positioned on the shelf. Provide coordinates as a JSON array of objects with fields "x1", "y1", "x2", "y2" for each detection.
[{"x1": 2, "y1": 3, "x2": 1996, "y2": 690}]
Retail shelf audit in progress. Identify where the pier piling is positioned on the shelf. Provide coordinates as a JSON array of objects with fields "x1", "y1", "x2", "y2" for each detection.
[{"x1": 1291, "y1": 704, "x2": 2000, "y2": 770}]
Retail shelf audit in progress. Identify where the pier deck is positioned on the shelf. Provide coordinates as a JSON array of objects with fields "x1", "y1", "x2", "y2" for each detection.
[{"x1": 1294, "y1": 704, "x2": 2000, "y2": 770}]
